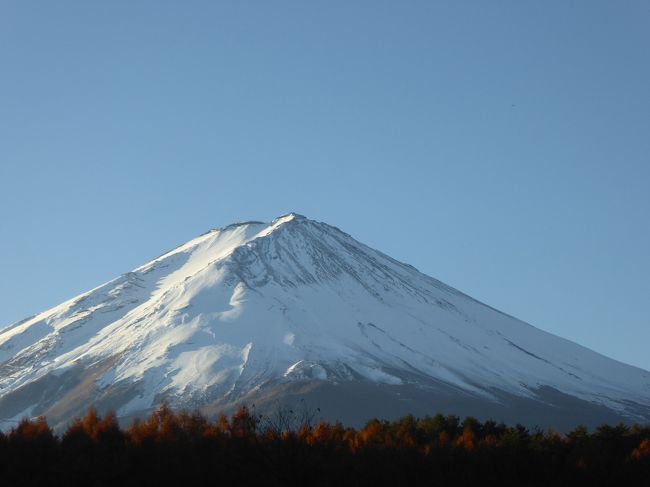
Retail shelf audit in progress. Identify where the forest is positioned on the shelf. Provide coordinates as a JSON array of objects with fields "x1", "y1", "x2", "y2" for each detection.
[{"x1": 1, "y1": 404, "x2": 649, "y2": 486}]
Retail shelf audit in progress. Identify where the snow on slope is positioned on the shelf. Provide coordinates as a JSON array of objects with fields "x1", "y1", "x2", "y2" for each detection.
[{"x1": 1, "y1": 213, "x2": 649, "y2": 425}]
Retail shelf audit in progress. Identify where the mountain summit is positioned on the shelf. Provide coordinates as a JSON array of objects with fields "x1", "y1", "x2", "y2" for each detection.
[{"x1": 1, "y1": 214, "x2": 649, "y2": 430}]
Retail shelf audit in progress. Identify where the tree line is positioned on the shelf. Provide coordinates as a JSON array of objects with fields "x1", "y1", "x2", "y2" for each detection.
[{"x1": 1, "y1": 404, "x2": 649, "y2": 486}]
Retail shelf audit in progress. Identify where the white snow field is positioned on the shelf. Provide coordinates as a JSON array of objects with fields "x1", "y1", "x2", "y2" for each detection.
[{"x1": 1, "y1": 213, "x2": 649, "y2": 430}]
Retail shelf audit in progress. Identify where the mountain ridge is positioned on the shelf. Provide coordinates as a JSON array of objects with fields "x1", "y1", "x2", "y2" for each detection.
[{"x1": 1, "y1": 213, "x2": 648, "y2": 431}]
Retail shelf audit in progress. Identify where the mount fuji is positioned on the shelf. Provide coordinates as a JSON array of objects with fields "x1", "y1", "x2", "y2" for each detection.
[{"x1": 1, "y1": 213, "x2": 649, "y2": 431}]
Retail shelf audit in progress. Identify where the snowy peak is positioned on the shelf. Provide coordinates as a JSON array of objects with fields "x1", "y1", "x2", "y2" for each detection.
[
  {"x1": 133, "y1": 214, "x2": 306, "y2": 280},
  {"x1": 272, "y1": 212, "x2": 306, "y2": 223},
  {"x1": 0, "y1": 214, "x2": 649, "y2": 430}
]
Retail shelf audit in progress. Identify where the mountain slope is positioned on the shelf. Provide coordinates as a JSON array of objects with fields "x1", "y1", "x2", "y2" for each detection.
[{"x1": 1, "y1": 213, "x2": 649, "y2": 430}]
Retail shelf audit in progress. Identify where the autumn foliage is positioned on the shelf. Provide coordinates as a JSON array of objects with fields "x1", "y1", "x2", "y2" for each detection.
[{"x1": 0, "y1": 406, "x2": 649, "y2": 486}]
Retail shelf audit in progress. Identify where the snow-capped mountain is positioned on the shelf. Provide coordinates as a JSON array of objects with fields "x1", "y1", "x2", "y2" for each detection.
[{"x1": 1, "y1": 213, "x2": 649, "y2": 430}]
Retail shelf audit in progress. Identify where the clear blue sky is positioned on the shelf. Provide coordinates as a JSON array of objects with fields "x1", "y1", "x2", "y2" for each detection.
[{"x1": 1, "y1": 1, "x2": 649, "y2": 370}]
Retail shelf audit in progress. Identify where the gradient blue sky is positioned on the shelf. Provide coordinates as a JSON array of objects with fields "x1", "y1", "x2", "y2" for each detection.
[{"x1": 1, "y1": 1, "x2": 649, "y2": 369}]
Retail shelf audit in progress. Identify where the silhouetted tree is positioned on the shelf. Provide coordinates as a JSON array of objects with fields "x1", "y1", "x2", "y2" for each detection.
[{"x1": 0, "y1": 405, "x2": 649, "y2": 486}]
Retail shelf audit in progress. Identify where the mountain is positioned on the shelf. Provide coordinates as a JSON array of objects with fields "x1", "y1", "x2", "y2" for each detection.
[{"x1": 1, "y1": 213, "x2": 649, "y2": 431}]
